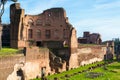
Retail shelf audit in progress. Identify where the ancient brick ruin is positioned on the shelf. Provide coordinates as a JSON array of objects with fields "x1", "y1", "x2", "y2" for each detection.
[
  {"x1": 104, "y1": 41, "x2": 114, "y2": 60},
  {"x1": 78, "y1": 31, "x2": 102, "y2": 44},
  {"x1": 10, "y1": 3, "x2": 76, "y2": 49},
  {"x1": 0, "y1": 3, "x2": 115, "y2": 80}
]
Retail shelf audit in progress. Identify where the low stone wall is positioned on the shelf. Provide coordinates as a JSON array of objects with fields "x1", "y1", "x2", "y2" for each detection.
[
  {"x1": 24, "y1": 47, "x2": 51, "y2": 79},
  {"x1": 0, "y1": 46, "x2": 109, "y2": 79},
  {"x1": 6, "y1": 47, "x2": 51, "y2": 80},
  {"x1": 69, "y1": 53, "x2": 78, "y2": 69},
  {"x1": 69, "y1": 46, "x2": 106, "y2": 69},
  {"x1": 0, "y1": 54, "x2": 25, "y2": 80}
]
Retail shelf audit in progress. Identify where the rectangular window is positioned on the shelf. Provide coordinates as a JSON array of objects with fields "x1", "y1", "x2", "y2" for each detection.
[
  {"x1": 28, "y1": 29, "x2": 33, "y2": 39},
  {"x1": 45, "y1": 30, "x2": 51, "y2": 39},
  {"x1": 36, "y1": 30, "x2": 41, "y2": 38}
]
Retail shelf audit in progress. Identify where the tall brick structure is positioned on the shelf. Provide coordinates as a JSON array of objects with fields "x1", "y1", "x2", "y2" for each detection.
[
  {"x1": 10, "y1": 3, "x2": 76, "y2": 49},
  {"x1": 78, "y1": 31, "x2": 102, "y2": 44},
  {"x1": 10, "y1": 3, "x2": 25, "y2": 48}
]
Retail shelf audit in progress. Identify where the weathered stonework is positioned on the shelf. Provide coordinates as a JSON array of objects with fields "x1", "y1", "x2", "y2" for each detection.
[
  {"x1": 69, "y1": 45, "x2": 106, "y2": 69},
  {"x1": 10, "y1": 3, "x2": 25, "y2": 48},
  {"x1": 70, "y1": 28, "x2": 78, "y2": 53},
  {"x1": 78, "y1": 31, "x2": 102, "y2": 44},
  {"x1": 0, "y1": 55, "x2": 25, "y2": 80},
  {"x1": 10, "y1": 3, "x2": 75, "y2": 49},
  {"x1": 0, "y1": 45, "x2": 113, "y2": 79},
  {"x1": 5, "y1": 47, "x2": 51, "y2": 80},
  {"x1": 0, "y1": 2, "x2": 115, "y2": 80},
  {"x1": 104, "y1": 41, "x2": 114, "y2": 60}
]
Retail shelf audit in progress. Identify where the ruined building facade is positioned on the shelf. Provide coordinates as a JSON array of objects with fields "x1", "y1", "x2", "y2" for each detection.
[
  {"x1": 78, "y1": 31, "x2": 102, "y2": 44},
  {"x1": 10, "y1": 3, "x2": 76, "y2": 49},
  {"x1": 0, "y1": 3, "x2": 115, "y2": 80}
]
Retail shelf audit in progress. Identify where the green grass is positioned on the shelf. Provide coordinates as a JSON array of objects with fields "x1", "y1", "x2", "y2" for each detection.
[
  {"x1": 33, "y1": 61, "x2": 105, "y2": 80},
  {"x1": 0, "y1": 48, "x2": 20, "y2": 57},
  {"x1": 78, "y1": 62, "x2": 120, "y2": 80},
  {"x1": 33, "y1": 61, "x2": 120, "y2": 80},
  {"x1": 67, "y1": 62, "x2": 120, "y2": 80}
]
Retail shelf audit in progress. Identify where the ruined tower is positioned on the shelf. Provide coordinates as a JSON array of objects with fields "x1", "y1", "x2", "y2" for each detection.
[{"x1": 10, "y1": 3, "x2": 25, "y2": 48}]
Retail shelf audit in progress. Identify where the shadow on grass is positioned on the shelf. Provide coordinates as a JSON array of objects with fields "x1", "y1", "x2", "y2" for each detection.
[
  {"x1": 85, "y1": 72, "x2": 104, "y2": 79},
  {"x1": 108, "y1": 65, "x2": 120, "y2": 69}
]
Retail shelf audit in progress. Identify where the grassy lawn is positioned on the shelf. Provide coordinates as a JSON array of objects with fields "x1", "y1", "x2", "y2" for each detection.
[
  {"x1": 33, "y1": 61, "x2": 104, "y2": 80},
  {"x1": 33, "y1": 61, "x2": 120, "y2": 80},
  {"x1": 69, "y1": 62, "x2": 120, "y2": 80},
  {"x1": 0, "y1": 48, "x2": 20, "y2": 57}
]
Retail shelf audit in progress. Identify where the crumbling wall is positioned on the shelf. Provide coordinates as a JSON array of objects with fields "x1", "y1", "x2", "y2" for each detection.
[
  {"x1": 10, "y1": 3, "x2": 75, "y2": 49},
  {"x1": 70, "y1": 28, "x2": 78, "y2": 53},
  {"x1": 69, "y1": 46, "x2": 106, "y2": 69},
  {"x1": 10, "y1": 3, "x2": 25, "y2": 48},
  {"x1": 49, "y1": 51, "x2": 67, "y2": 74},
  {"x1": 24, "y1": 47, "x2": 51, "y2": 79},
  {"x1": 6, "y1": 47, "x2": 51, "y2": 80},
  {"x1": 104, "y1": 41, "x2": 114, "y2": 60},
  {"x1": 69, "y1": 53, "x2": 78, "y2": 69},
  {"x1": 0, "y1": 55, "x2": 25, "y2": 80},
  {"x1": 69, "y1": 28, "x2": 78, "y2": 69},
  {"x1": 78, "y1": 46, "x2": 106, "y2": 65}
]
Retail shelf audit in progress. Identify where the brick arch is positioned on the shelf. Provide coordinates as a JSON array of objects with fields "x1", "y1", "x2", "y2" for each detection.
[
  {"x1": 28, "y1": 18, "x2": 34, "y2": 26},
  {"x1": 36, "y1": 19, "x2": 42, "y2": 25}
]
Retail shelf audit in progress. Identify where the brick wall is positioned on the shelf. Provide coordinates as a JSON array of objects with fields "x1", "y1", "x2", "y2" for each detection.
[
  {"x1": 69, "y1": 46, "x2": 106, "y2": 69},
  {"x1": 24, "y1": 47, "x2": 51, "y2": 79},
  {"x1": 10, "y1": 3, "x2": 75, "y2": 49},
  {"x1": 0, "y1": 55, "x2": 25, "y2": 80}
]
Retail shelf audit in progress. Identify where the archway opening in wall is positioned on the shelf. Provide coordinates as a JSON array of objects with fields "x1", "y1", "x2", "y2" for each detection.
[
  {"x1": 17, "y1": 68, "x2": 24, "y2": 80},
  {"x1": 36, "y1": 41, "x2": 42, "y2": 47},
  {"x1": 90, "y1": 42, "x2": 93, "y2": 44}
]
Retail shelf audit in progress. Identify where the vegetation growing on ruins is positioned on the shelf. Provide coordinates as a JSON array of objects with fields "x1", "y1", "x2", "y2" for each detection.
[
  {"x1": 33, "y1": 61, "x2": 120, "y2": 80},
  {"x1": 0, "y1": 48, "x2": 20, "y2": 57}
]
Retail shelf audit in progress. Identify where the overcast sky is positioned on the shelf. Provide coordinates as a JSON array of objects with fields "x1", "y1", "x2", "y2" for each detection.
[{"x1": 2, "y1": 0, "x2": 120, "y2": 41}]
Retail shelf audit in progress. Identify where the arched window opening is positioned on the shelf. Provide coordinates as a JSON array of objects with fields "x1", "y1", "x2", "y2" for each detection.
[
  {"x1": 36, "y1": 19, "x2": 42, "y2": 26},
  {"x1": 28, "y1": 18, "x2": 34, "y2": 26}
]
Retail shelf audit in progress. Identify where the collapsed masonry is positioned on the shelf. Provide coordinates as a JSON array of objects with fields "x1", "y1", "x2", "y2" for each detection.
[
  {"x1": 0, "y1": 3, "x2": 114, "y2": 80},
  {"x1": 6, "y1": 3, "x2": 78, "y2": 79},
  {"x1": 10, "y1": 3, "x2": 77, "y2": 50},
  {"x1": 10, "y1": 2, "x2": 78, "y2": 70}
]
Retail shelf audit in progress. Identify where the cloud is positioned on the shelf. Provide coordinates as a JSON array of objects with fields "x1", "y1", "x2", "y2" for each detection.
[
  {"x1": 2, "y1": 0, "x2": 120, "y2": 41},
  {"x1": 94, "y1": 0, "x2": 120, "y2": 9},
  {"x1": 74, "y1": 16, "x2": 120, "y2": 41},
  {"x1": 20, "y1": 0, "x2": 68, "y2": 15},
  {"x1": 2, "y1": 0, "x2": 68, "y2": 22},
  {"x1": 70, "y1": 0, "x2": 120, "y2": 41}
]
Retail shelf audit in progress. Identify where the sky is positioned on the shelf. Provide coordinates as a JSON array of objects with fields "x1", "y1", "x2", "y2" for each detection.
[{"x1": 2, "y1": 0, "x2": 120, "y2": 41}]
